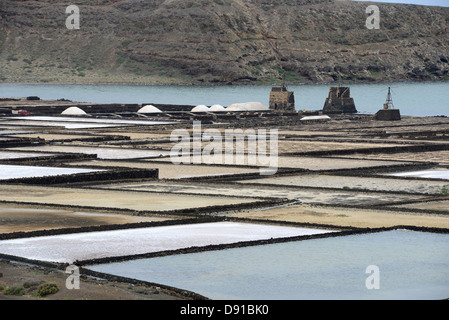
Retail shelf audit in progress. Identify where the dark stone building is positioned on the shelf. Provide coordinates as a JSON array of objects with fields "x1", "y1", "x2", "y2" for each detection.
[
  {"x1": 323, "y1": 86, "x2": 357, "y2": 114},
  {"x1": 269, "y1": 75, "x2": 295, "y2": 112}
]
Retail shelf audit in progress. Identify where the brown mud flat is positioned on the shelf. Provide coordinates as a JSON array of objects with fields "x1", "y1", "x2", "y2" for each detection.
[{"x1": 0, "y1": 204, "x2": 171, "y2": 234}]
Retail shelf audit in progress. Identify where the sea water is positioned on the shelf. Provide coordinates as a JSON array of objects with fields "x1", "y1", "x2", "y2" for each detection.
[
  {"x1": 0, "y1": 81, "x2": 448, "y2": 117},
  {"x1": 88, "y1": 230, "x2": 449, "y2": 300}
]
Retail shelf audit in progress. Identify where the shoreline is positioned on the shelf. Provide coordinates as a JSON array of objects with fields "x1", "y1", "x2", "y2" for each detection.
[{"x1": 1, "y1": 79, "x2": 448, "y2": 88}]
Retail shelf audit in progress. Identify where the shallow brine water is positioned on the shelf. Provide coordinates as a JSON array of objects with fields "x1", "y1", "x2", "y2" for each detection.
[
  {"x1": 88, "y1": 230, "x2": 449, "y2": 300},
  {"x1": 388, "y1": 169, "x2": 449, "y2": 180},
  {"x1": 0, "y1": 164, "x2": 102, "y2": 180}
]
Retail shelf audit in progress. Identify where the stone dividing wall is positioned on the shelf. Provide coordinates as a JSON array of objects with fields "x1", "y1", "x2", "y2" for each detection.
[
  {"x1": 0, "y1": 138, "x2": 44, "y2": 148},
  {"x1": 0, "y1": 168, "x2": 159, "y2": 185},
  {"x1": 0, "y1": 153, "x2": 97, "y2": 164}
]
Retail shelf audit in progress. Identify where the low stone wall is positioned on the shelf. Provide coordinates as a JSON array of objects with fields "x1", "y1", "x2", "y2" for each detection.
[
  {"x1": 0, "y1": 153, "x2": 97, "y2": 164},
  {"x1": 0, "y1": 167, "x2": 159, "y2": 185},
  {"x1": 0, "y1": 138, "x2": 44, "y2": 148}
]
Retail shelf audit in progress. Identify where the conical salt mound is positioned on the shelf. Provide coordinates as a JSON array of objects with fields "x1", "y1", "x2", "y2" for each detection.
[
  {"x1": 210, "y1": 104, "x2": 226, "y2": 111},
  {"x1": 191, "y1": 105, "x2": 210, "y2": 112},
  {"x1": 138, "y1": 105, "x2": 162, "y2": 114},
  {"x1": 61, "y1": 107, "x2": 87, "y2": 115}
]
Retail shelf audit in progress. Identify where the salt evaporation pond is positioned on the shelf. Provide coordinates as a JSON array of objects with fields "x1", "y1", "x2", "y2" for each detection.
[
  {"x1": 88, "y1": 230, "x2": 449, "y2": 300},
  {"x1": 0, "y1": 222, "x2": 332, "y2": 263},
  {"x1": 0, "y1": 164, "x2": 102, "y2": 180},
  {"x1": 9, "y1": 145, "x2": 169, "y2": 160},
  {"x1": 389, "y1": 169, "x2": 449, "y2": 180},
  {"x1": 0, "y1": 151, "x2": 55, "y2": 160}
]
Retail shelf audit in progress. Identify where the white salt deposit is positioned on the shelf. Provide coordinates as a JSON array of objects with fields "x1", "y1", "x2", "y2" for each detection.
[
  {"x1": 301, "y1": 115, "x2": 331, "y2": 121},
  {"x1": 389, "y1": 169, "x2": 449, "y2": 180},
  {"x1": 191, "y1": 105, "x2": 210, "y2": 112},
  {"x1": 61, "y1": 107, "x2": 87, "y2": 115},
  {"x1": 0, "y1": 222, "x2": 333, "y2": 263},
  {"x1": 210, "y1": 104, "x2": 226, "y2": 112},
  {"x1": 0, "y1": 164, "x2": 102, "y2": 180},
  {"x1": 137, "y1": 105, "x2": 162, "y2": 114}
]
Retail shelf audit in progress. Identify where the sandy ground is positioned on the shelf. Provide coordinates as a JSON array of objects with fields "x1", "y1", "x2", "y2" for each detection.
[
  {"x1": 239, "y1": 173, "x2": 449, "y2": 194},
  {"x1": 394, "y1": 200, "x2": 449, "y2": 211},
  {"x1": 0, "y1": 185, "x2": 258, "y2": 212},
  {"x1": 229, "y1": 203, "x2": 449, "y2": 229},
  {"x1": 333, "y1": 151, "x2": 449, "y2": 165},
  {"x1": 94, "y1": 180, "x2": 420, "y2": 205},
  {"x1": 0, "y1": 205, "x2": 169, "y2": 234}
]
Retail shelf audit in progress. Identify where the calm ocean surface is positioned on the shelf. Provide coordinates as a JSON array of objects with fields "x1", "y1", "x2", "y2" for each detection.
[
  {"x1": 88, "y1": 230, "x2": 449, "y2": 300},
  {"x1": 0, "y1": 81, "x2": 448, "y2": 117}
]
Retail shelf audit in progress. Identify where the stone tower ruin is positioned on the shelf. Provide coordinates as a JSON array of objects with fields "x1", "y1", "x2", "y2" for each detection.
[
  {"x1": 269, "y1": 74, "x2": 295, "y2": 112},
  {"x1": 323, "y1": 86, "x2": 357, "y2": 114}
]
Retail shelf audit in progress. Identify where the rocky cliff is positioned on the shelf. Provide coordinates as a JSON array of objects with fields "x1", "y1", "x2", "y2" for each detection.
[{"x1": 1, "y1": 0, "x2": 448, "y2": 84}]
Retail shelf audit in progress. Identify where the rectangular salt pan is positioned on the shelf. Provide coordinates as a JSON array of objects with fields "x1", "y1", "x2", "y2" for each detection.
[
  {"x1": 0, "y1": 151, "x2": 55, "y2": 160},
  {"x1": 0, "y1": 164, "x2": 103, "y2": 180},
  {"x1": 388, "y1": 170, "x2": 449, "y2": 180},
  {"x1": 0, "y1": 222, "x2": 333, "y2": 263}
]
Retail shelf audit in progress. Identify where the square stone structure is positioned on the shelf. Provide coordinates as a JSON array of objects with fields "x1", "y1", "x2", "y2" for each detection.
[
  {"x1": 269, "y1": 85, "x2": 295, "y2": 112},
  {"x1": 323, "y1": 86, "x2": 357, "y2": 114},
  {"x1": 375, "y1": 87, "x2": 401, "y2": 120},
  {"x1": 375, "y1": 109, "x2": 401, "y2": 121}
]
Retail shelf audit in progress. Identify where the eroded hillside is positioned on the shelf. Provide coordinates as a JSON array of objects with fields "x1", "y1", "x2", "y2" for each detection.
[{"x1": 0, "y1": 0, "x2": 448, "y2": 84}]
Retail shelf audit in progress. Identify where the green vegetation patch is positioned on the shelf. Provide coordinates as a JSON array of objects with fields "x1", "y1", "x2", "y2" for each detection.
[
  {"x1": 3, "y1": 286, "x2": 26, "y2": 296},
  {"x1": 36, "y1": 283, "x2": 60, "y2": 297},
  {"x1": 1, "y1": 280, "x2": 60, "y2": 298},
  {"x1": 442, "y1": 185, "x2": 449, "y2": 196}
]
